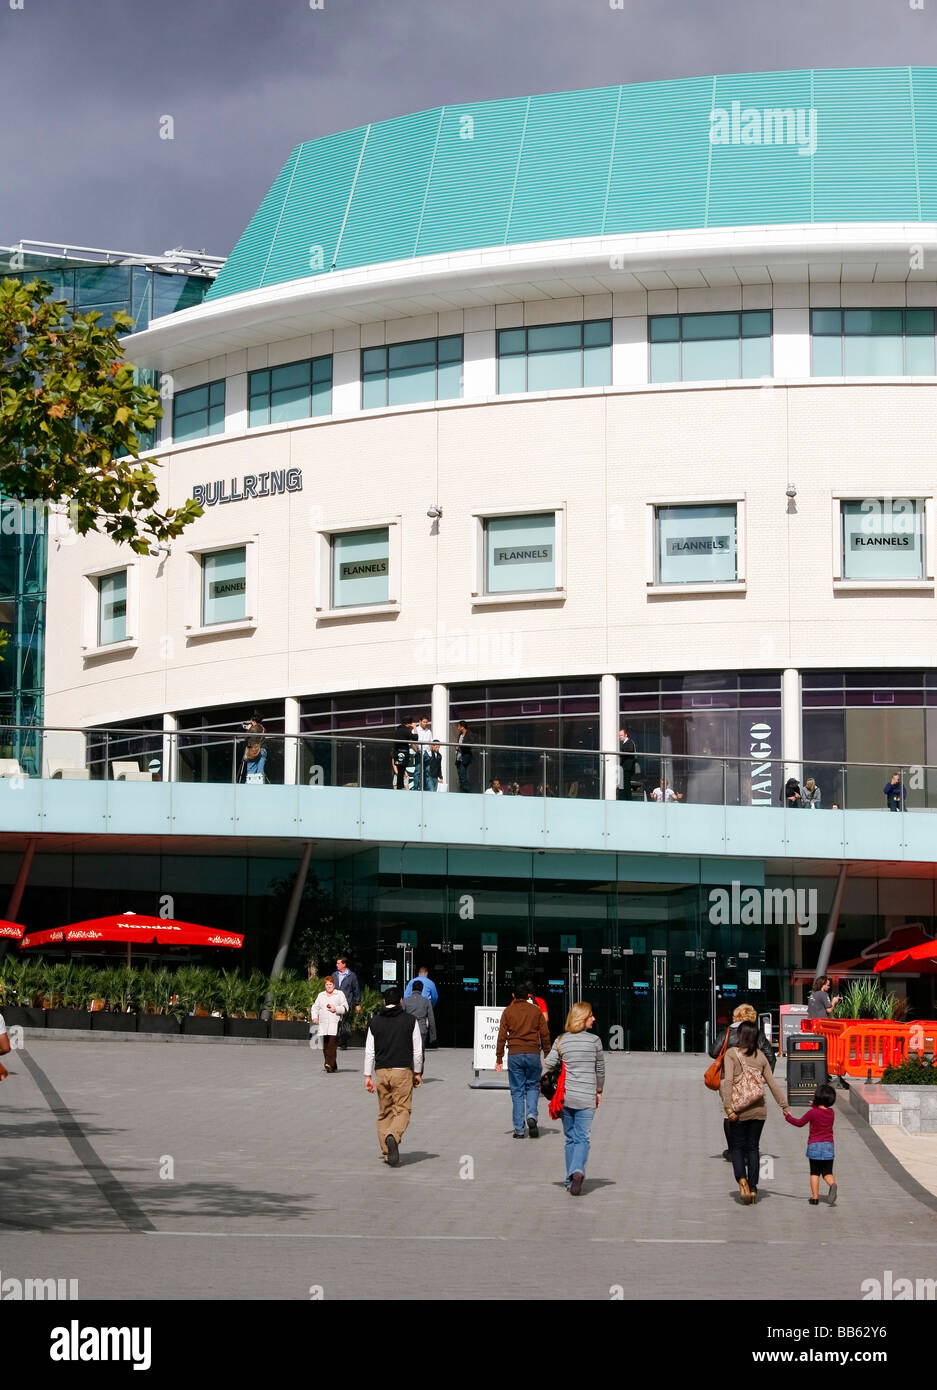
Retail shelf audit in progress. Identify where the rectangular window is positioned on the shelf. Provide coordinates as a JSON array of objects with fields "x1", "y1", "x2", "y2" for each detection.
[
  {"x1": 201, "y1": 547, "x2": 247, "y2": 625},
  {"x1": 811, "y1": 309, "x2": 936, "y2": 376},
  {"x1": 484, "y1": 514, "x2": 556, "y2": 594},
  {"x1": 331, "y1": 528, "x2": 390, "y2": 607},
  {"x1": 173, "y1": 380, "x2": 225, "y2": 442},
  {"x1": 656, "y1": 504, "x2": 738, "y2": 584},
  {"x1": 497, "y1": 320, "x2": 611, "y2": 393},
  {"x1": 649, "y1": 312, "x2": 771, "y2": 383},
  {"x1": 841, "y1": 499, "x2": 925, "y2": 580},
  {"x1": 248, "y1": 356, "x2": 332, "y2": 427},
  {"x1": 97, "y1": 570, "x2": 127, "y2": 645},
  {"x1": 361, "y1": 336, "x2": 462, "y2": 410}
]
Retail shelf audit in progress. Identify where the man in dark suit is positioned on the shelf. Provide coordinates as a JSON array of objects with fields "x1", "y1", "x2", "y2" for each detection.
[
  {"x1": 618, "y1": 727, "x2": 636, "y2": 800},
  {"x1": 333, "y1": 955, "x2": 361, "y2": 1049},
  {"x1": 454, "y1": 720, "x2": 473, "y2": 793}
]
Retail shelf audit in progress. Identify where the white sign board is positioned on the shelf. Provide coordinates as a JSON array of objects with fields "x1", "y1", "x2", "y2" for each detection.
[
  {"x1": 382, "y1": 960, "x2": 396, "y2": 982},
  {"x1": 473, "y1": 1006, "x2": 504, "y2": 1072},
  {"x1": 747, "y1": 969, "x2": 762, "y2": 991}
]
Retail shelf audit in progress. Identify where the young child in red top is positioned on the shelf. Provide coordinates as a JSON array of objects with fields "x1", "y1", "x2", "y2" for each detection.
[{"x1": 785, "y1": 1083, "x2": 837, "y2": 1206}]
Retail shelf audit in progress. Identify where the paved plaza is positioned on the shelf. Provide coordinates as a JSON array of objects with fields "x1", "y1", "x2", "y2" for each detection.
[{"x1": 2, "y1": 1036, "x2": 937, "y2": 1301}]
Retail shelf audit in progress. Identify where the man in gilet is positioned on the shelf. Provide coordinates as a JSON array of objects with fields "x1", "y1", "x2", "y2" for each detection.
[{"x1": 364, "y1": 987, "x2": 423, "y2": 1166}]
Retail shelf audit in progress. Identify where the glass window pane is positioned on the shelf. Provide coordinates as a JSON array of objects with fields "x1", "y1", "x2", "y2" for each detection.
[
  {"x1": 498, "y1": 329, "x2": 526, "y2": 355},
  {"x1": 310, "y1": 378, "x2": 332, "y2": 414},
  {"x1": 681, "y1": 338, "x2": 740, "y2": 380},
  {"x1": 270, "y1": 385, "x2": 310, "y2": 424},
  {"x1": 270, "y1": 361, "x2": 310, "y2": 391},
  {"x1": 741, "y1": 336, "x2": 771, "y2": 377},
  {"x1": 843, "y1": 335, "x2": 903, "y2": 375},
  {"x1": 844, "y1": 309, "x2": 902, "y2": 336},
  {"x1": 177, "y1": 385, "x2": 208, "y2": 416},
  {"x1": 906, "y1": 309, "x2": 935, "y2": 335},
  {"x1": 649, "y1": 316, "x2": 679, "y2": 342},
  {"x1": 741, "y1": 311, "x2": 771, "y2": 337},
  {"x1": 388, "y1": 362, "x2": 436, "y2": 406},
  {"x1": 485, "y1": 514, "x2": 556, "y2": 594},
  {"x1": 362, "y1": 375, "x2": 387, "y2": 410},
  {"x1": 436, "y1": 359, "x2": 463, "y2": 399},
  {"x1": 332, "y1": 528, "x2": 389, "y2": 607},
  {"x1": 312, "y1": 356, "x2": 333, "y2": 382},
  {"x1": 437, "y1": 335, "x2": 463, "y2": 361},
  {"x1": 388, "y1": 339, "x2": 436, "y2": 370},
  {"x1": 811, "y1": 310, "x2": 842, "y2": 335},
  {"x1": 649, "y1": 342, "x2": 680, "y2": 382},
  {"x1": 202, "y1": 547, "x2": 246, "y2": 625},
  {"x1": 249, "y1": 370, "x2": 270, "y2": 396},
  {"x1": 583, "y1": 319, "x2": 612, "y2": 346},
  {"x1": 842, "y1": 500, "x2": 924, "y2": 580},
  {"x1": 98, "y1": 570, "x2": 127, "y2": 645},
  {"x1": 248, "y1": 402, "x2": 269, "y2": 429},
  {"x1": 811, "y1": 336, "x2": 842, "y2": 375},
  {"x1": 209, "y1": 381, "x2": 225, "y2": 408},
  {"x1": 498, "y1": 356, "x2": 526, "y2": 393},
  {"x1": 657, "y1": 505, "x2": 737, "y2": 584},
  {"x1": 905, "y1": 336, "x2": 936, "y2": 374},
  {"x1": 528, "y1": 323, "x2": 581, "y2": 353},
  {"x1": 527, "y1": 348, "x2": 581, "y2": 391},
  {"x1": 583, "y1": 344, "x2": 611, "y2": 387},
  {"x1": 682, "y1": 313, "x2": 739, "y2": 341},
  {"x1": 362, "y1": 348, "x2": 387, "y2": 373}
]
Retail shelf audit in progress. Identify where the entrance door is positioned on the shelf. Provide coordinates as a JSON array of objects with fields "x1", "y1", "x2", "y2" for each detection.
[
  {"x1": 652, "y1": 950, "x2": 668, "y2": 1051},
  {"x1": 566, "y1": 948, "x2": 583, "y2": 1018},
  {"x1": 670, "y1": 950, "x2": 717, "y2": 1053}
]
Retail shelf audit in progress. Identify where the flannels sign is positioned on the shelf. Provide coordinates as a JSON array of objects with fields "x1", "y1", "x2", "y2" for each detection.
[{"x1": 192, "y1": 469, "x2": 303, "y2": 506}]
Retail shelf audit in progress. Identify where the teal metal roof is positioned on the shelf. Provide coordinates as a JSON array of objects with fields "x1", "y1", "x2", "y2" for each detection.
[{"x1": 208, "y1": 68, "x2": 937, "y2": 301}]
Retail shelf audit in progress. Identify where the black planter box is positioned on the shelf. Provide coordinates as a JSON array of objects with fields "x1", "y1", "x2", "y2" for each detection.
[
  {"x1": 138, "y1": 1014, "x2": 181, "y2": 1035},
  {"x1": 225, "y1": 1018, "x2": 269, "y2": 1039},
  {"x1": 91, "y1": 1011, "x2": 137, "y2": 1032},
  {"x1": 183, "y1": 1015, "x2": 224, "y2": 1036},
  {"x1": 47, "y1": 1008, "x2": 90, "y2": 1030},
  {"x1": 3, "y1": 1005, "x2": 44, "y2": 1028},
  {"x1": 270, "y1": 1020, "x2": 309, "y2": 1040},
  {"x1": 345, "y1": 1032, "x2": 367, "y2": 1048}
]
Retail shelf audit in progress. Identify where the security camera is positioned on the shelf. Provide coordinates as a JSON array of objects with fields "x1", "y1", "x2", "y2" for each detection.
[
  {"x1": 785, "y1": 484, "x2": 797, "y2": 499},
  {"x1": 426, "y1": 504, "x2": 442, "y2": 519}
]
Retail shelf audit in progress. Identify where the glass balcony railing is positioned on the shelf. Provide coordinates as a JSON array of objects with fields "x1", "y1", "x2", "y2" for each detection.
[{"x1": 1, "y1": 724, "x2": 935, "y2": 812}]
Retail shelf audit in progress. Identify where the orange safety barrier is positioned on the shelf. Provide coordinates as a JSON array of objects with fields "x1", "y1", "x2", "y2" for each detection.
[{"x1": 801, "y1": 1018, "x2": 937, "y2": 1077}]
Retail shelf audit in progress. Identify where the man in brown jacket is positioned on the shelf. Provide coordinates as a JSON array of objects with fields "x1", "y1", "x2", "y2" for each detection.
[{"x1": 495, "y1": 983, "x2": 551, "y2": 1137}]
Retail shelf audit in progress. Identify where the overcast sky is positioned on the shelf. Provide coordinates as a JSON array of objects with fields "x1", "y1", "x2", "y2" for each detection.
[{"x1": 2, "y1": 0, "x2": 935, "y2": 259}]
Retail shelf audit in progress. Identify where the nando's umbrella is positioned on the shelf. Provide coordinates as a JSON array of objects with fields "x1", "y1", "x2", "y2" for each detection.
[
  {"x1": 0, "y1": 920, "x2": 24, "y2": 940},
  {"x1": 874, "y1": 940, "x2": 937, "y2": 976},
  {"x1": 19, "y1": 913, "x2": 243, "y2": 965}
]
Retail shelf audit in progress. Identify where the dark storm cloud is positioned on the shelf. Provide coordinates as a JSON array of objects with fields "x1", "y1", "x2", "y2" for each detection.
[{"x1": 2, "y1": 0, "x2": 936, "y2": 257}]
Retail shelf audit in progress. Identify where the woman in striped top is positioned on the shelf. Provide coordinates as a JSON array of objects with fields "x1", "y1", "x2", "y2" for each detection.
[{"x1": 542, "y1": 1001, "x2": 605, "y2": 1196}]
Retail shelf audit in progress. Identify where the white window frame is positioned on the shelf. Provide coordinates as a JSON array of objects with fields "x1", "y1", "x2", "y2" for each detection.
[
  {"x1": 831, "y1": 492, "x2": 934, "y2": 590},
  {"x1": 471, "y1": 504, "x2": 567, "y2": 606},
  {"x1": 645, "y1": 495, "x2": 747, "y2": 595},
  {"x1": 315, "y1": 517, "x2": 401, "y2": 619},
  {"x1": 185, "y1": 535, "x2": 259, "y2": 637},
  {"x1": 81, "y1": 561, "x2": 139, "y2": 657}
]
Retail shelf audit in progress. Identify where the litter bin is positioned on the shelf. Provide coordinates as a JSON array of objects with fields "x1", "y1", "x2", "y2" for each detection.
[{"x1": 787, "y1": 1033, "x2": 827, "y2": 1108}]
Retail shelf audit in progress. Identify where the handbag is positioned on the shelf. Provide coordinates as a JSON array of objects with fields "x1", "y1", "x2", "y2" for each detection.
[
  {"x1": 704, "y1": 1026, "x2": 731, "y2": 1091},
  {"x1": 540, "y1": 1042, "x2": 563, "y2": 1100},
  {"x1": 730, "y1": 1054, "x2": 765, "y2": 1112}
]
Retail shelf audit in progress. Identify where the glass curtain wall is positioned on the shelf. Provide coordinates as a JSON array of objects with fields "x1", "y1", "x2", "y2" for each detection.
[
  {"x1": 176, "y1": 703, "x2": 285, "y2": 784},
  {"x1": 0, "y1": 503, "x2": 45, "y2": 772},
  {"x1": 449, "y1": 679, "x2": 600, "y2": 796},
  {"x1": 619, "y1": 672, "x2": 782, "y2": 806},
  {"x1": 299, "y1": 687, "x2": 433, "y2": 789}
]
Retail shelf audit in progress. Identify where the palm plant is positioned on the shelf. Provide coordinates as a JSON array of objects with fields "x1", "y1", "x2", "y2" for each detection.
[
  {"x1": 242, "y1": 970, "x2": 268, "y2": 1018},
  {"x1": 831, "y1": 978, "x2": 904, "y2": 1020},
  {"x1": 353, "y1": 985, "x2": 385, "y2": 1031},
  {"x1": 61, "y1": 964, "x2": 93, "y2": 1010},
  {"x1": 217, "y1": 969, "x2": 248, "y2": 1019}
]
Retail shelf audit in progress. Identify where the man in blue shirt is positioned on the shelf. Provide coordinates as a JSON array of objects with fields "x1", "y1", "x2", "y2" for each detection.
[{"x1": 404, "y1": 966, "x2": 438, "y2": 1008}]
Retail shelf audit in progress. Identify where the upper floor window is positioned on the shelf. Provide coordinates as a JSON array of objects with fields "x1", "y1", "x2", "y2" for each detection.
[
  {"x1": 97, "y1": 570, "x2": 127, "y2": 646},
  {"x1": 655, "y1": 504, "x2": 738, "y2": 585},
  {"x1": 498, "y1": 320, "x2": 611, "y2": 393},
  {"x1": 331, "y1": 528, "x2": 390, "y2": 608},
  {"x1": 811, "y1": 309, "x2": 936, "y2": 376},
  {"x1": 362, "y1": 336, "x2": 462, "y2": 410},
  {"x1": 248, "y1": 356, "x2": 332, "y2": 427},
  {"x1": 649, "y1": 312, "x2": 771, "y2": 383},
  {"x1": 202, "y1": 546, "x2": 247, "y2": 625},
  {"x1": 484, "y1": 513, "x2": 557, "y2": 595},
  {"x1": 840, "y1": 498, "x2": 926, "y2": 581},
  {"x1": 173, "y1": 380, "x2": 225, "y2": 443}
]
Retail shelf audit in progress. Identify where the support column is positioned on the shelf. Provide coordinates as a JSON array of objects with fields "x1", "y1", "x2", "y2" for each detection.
[
  {"x1": 264, "y1": 841, "x2": 314, "y2": 1017},
  {"x1": 782, "y1": 667, "x2": 802, "y2": 785},
  {"x1": 162, "y1": 712, "x2": 177, "y2": 783},
  {"x1": 600, "y1": 673, "x2": 619, "y2": 800},
  {"x1": 432, "y1": 682, "x2": 449, "y2": 793},
  {"x1": 814, "y1": 863, "x2": 848, "y2": 982},
  {"x1": 6, "y1": 836, "x2": 37, "y2": 921},
  {"x1": 284, "y1": 697, "x2": 300, "y2": 785}
]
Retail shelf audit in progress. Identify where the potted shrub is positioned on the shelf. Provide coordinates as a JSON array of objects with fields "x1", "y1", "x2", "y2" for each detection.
[
  {"x1": 222, "y1": 970, "x2": 268, "y2": 1038},
  {"x1": 91, "y1": 966, "x2": 138, "y2": 1032},
  {"x1": 137, "y1": 966, "x2": 181, "y2": 1034},
  {"x1": 5, "y1": 959, "x2": 46, "y2": 1028},
  {"x1": 831, "y1": 980, "x2": 905, "y2": 1021},
  {"x1": 271, "y1": 974, "x2": 313, "y2": 1040},
  {"x1": 178, "y1": 967, "x2": 223, "y2": 1036},
  {"x1": 48, "y1": 963, "x2": 93, "y2": 1030},
  {"x1": 348, "y1": 985, "x2": 384, "y2": 1046}
]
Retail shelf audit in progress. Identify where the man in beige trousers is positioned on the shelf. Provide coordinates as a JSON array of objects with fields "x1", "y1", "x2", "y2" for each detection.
[{"x1": 364, "y1": 987, "x2": 423, "y2": 1166}]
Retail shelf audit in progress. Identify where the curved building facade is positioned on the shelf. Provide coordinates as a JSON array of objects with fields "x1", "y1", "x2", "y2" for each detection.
[{"x1": 32, "y1": 68, "x2": 937, "y2": 1044}]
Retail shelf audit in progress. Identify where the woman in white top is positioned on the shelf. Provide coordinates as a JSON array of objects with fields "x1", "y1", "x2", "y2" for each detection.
[{"x1": 310, "y1": 976, "x2": 348, "y2": 1073}]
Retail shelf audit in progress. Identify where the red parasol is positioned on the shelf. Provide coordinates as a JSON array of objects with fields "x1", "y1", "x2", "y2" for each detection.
[
  {"x1": 874, "y1": 940, "x2": 937, "y2": 975},
  {"x1": 0, "y1": 920, "x2": 24, "y2": 940},
  {"x1": 19, "y1": 913, "x2": 243, "y2": 964}
]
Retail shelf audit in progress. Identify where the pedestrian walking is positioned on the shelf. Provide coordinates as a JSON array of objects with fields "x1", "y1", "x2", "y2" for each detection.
[
  {"x1": 363, "y1": 987, "x2": 423, "y2": 1167},
  {"x1": 785, "y1": 1083, "x2": 838, "y2": 1205},
  {"x1": 494, "y1": 983, "x2": 550, "y2": 1138},
  {"x1": 402, "y1": 980, "x2": 436, "y2": 1070},
  {"x1": 806, "y1": 976, "x2": 839, "y2": 1020},
  {"x1": 884, "y1": 772, "x2": 907, "y2": 811},
  {"x1": 404, "y1": 966, "x2": 438, "y2": 1007},
  {"x1": 721, "y1": 1021, "x2": 790, "y2": 1204},
  {"x1": 333, "y1": 955, "x2": 361, "y2": 1048},
  {"x1": 709, "y1": 1003, "x2": 776, "y2": 1162},
  {"x1": 541, "y1": 1001, "x2": 604, "y2": 1195},
  {"x1": 454, "y1": 720, "x2": 473, "y2": 793},
  {"x1": 801, "y1": 777, "x2": 821, "y2": 808},
  {"x1": 310, "y1": 976, "x2": 348, "y2": 1073},
  {"x1": 0, "y1": 1010, "x2": 9, "y2": 1081}
]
